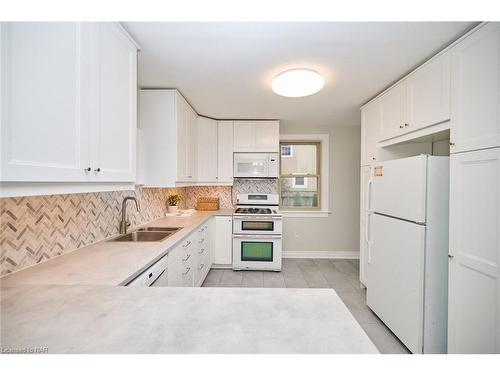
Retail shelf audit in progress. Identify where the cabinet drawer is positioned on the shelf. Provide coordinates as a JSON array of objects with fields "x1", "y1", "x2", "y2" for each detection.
[
  {"x1": 128, "y1": 254, "x2": 168, "y2": 286},
  {"x1": 181, "y1": 264, "x2": 194, "y2": 286}
]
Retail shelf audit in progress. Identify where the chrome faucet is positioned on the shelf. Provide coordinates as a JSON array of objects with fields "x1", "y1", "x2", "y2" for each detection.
[{"x1": 120, "y1": 196, "x2": 141, "y2": 234}]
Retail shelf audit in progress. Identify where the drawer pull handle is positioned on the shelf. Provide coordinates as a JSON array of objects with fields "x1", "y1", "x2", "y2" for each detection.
[
  {"x1": 199, "y1": 238, "x2": 205, "y2": 244},
  {"x1": 183, "y1": 241, "x2": 191, "y2": 248},
  {"x1": 182, "y1": 254, "x2": 191, "y2": 262},
  {"x1": 148, "y1": 272, "x2": 153, "y2": 278},
  {"x1": 198, "y1": 264, "x2": 204, "y2": 270},
  {"x1": 198, "y1": 248, "x2": 205, "y2": 254},
  {"x1": 182, "y1": 267, "x2": 191, "y2": 276}
]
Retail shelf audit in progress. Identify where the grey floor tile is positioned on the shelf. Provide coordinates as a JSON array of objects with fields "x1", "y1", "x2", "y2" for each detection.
[
  {"x1": 337, "y1": 291, "x2": 379, "y2": 324},
  {"x1": 201, "y1": 269, "x2": 224, "y2": 287},
  {"x1": 282, "y1": 270, "x2": 308, "y2": 288},
  {"x1": 361, "y1": 323, "x2": 411, "y2": 354},
  {"x1": 241, "y1": 271, "x2": 264, "y2": 288},
  {"x1": 331, "y1": 259, "x2": 358, "y2": 275},
  {"x1": 298, "y1": 262, "x2": 329, "y2": 288},
  {"x1": 218, "y1": 270, "x2": 243, "y2": 287},
  {"x1": 263, "y1": 271, "x2": 286, "y2": 288}
]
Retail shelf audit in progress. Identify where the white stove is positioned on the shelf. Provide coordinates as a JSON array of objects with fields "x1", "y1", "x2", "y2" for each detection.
[{"x1": 232, "y1": 194, "x2": 282, "y2": 271}]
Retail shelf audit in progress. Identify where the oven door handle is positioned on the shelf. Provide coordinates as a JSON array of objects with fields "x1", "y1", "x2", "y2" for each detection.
[
  {"x1": 233, "y1": 234, "x2": 282, "y2": 239},
  {"x1": 233, "y1": 216, "x2": 282, "y2": 220}
]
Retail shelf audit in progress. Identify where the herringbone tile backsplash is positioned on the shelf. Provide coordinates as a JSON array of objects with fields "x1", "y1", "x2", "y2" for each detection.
[{"x1": 0, "y1": 187, "x2": 182, "y2": 275}]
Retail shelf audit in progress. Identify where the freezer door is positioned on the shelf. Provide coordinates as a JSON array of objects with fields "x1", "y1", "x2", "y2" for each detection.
[
  {"x1": 371, "y1": 155, "x2": 427, "y2": 223},
  {"x1": 366, "y1": 213, "x2": 426, "y2": 353}
]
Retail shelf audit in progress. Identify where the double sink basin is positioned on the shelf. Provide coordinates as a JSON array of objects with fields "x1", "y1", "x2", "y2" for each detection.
[{"x1": 111, "y1": 227, "x2": 182, "y2": 242}]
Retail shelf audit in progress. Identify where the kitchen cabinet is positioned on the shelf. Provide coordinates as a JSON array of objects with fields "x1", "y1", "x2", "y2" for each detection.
[
  {"x1": 359, "y1": 165, "x2": 372, "y2": 287},
  {"x1": 140, "y1": 89, "x2": 197, "y2": 186},
  {"x1": 448, "y1": 147, "x2": 500, "y2": 353},
  {"x1": 360, "y1": 100, "x2": 381, "y2": 166},
  {"x1": 217, "y1": 121, "x2": 234, "y2": 183},
  {"x1": 379, "y1": 81, "x2": 406, "y2": 141},
  {"x1": 0, "y1": 22, "x2": 138, "y2": 186},
  {"x1": 406, "y1": 51, "x2": 450, "y2": 132},
  {"x1": 197, "y1": 117, "x2": 218, "y2": 182},
  {"x1": 213, "y1": 216, "x2": 233, "y2": 266},
  {"x1": 450, "y1": 23, "x2": 500, "y2": 153},
  {"x1": 234, "y1": 120, "x2": 279, "y2": 153},
  {"x1": 194, "y1": 221, "x2": 212, "y2": 287},
  {"x1": 168, "y1": 233, "x2": 196, "y2": 287}
]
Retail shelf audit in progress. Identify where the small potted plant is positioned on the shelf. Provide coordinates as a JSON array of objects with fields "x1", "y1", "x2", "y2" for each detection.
[{"x1": 167, "y1": 194, "x2": 181, "y2": 214}]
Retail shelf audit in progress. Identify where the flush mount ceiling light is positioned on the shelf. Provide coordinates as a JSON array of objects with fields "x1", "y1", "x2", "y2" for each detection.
[{"x1": 271, "y1": 69, "x2": 324, "y2": 98}]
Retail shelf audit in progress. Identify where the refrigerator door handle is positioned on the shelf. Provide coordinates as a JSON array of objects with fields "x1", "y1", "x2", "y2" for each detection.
[
  {"x1": 366, "y1": 178, "x2": 373, "y2": 211},
  {"x1": 366, "y1": 212, "x2": 371, "y2": 264}
]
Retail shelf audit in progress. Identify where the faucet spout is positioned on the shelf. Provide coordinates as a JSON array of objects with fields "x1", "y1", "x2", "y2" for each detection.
[{"x1": 120, "y1": 196, "x2": 140, "y2": 234}]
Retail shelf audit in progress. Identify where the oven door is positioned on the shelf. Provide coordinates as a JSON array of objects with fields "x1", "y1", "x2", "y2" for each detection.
[
  {"x1": 233, "y1": 153, "x2": 269, "y2": 178},
  {"x1": 233, "y1": 216, "x2": 282, "y2": 235},
  {"x1": 232, "y1": 234, "x2": 282, "y2": 271}
]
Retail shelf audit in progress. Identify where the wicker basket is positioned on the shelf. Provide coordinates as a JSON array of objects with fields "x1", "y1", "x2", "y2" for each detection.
[{"x1": 196, "y1": 197, "x2": 220, "y2": 211}]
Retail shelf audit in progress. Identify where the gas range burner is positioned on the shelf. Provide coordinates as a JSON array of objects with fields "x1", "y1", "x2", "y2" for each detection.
[{"x1": 235, "y1": 207, "x2": 274, "y2": 215}]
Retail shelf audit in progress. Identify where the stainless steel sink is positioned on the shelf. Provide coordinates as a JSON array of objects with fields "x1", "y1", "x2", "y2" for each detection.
[
  {"x1": 111, "y1": 227, "x2": 181, "y2": 242},
  {"x1": 136, "y1": 227, "x2": 181, "y2": 232}
]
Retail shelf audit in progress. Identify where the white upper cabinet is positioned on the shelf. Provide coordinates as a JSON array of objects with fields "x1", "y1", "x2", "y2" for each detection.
[
  {"x1": 361, "y1": 99, "x2": 381, "y2": 165},
  {"x1": 234, "y1": 120, "x2": 279, "y2": 152},
  {"x1": 217, "y1": 121, "x2": 234, "y2": 183},
  {"x1": 197, "y1": 117, "x2": 218, "y2": 182},
  {"x1": 92, "y1": 23, "x2": 137, "y2": 182},
  {"x1": 0, "y1": 22, "x2": 138, "y2": 186},
  {"x1": 255, "y1": 121, "x2": 280, "y2": 152},
  {"x1": 1, "y1": 23, "x2": 91, "y2": 182},
  {"x1": 175, "y1": 94, "x2": 198, "y2": 182},
  {"x1": 406, "y1": 51, "x2": 451, "y2": 132},
  {"x1": 450, "y1": 23, "x2": 500, "y2": 153},
  {"x1": 379, "y1": 81, "x2": 406, "y2": 141},
  {"x1": 233, "y1": 121, "x2": 256, "y2": 152}
]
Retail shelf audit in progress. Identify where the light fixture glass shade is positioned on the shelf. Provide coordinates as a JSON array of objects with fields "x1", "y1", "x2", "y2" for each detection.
[{"x1": 272, "y1": 69, "x2": 324, "y2": 97}]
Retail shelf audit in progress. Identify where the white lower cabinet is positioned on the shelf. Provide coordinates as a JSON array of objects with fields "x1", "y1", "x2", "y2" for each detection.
[
  {"x1": 167, "y1": 217, "x2": 217, "y2": 287},
  {"x1": 448, "y1": 147, "x2": 500, "y2": 353},
  {"x1": 213, "y1": 215, "x2": 233, "y2": 266}
]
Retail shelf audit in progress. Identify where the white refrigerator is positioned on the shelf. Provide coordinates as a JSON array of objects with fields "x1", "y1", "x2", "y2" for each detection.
[{"x1": 366, "y1": 155, "x2": 449, "y2": 354}]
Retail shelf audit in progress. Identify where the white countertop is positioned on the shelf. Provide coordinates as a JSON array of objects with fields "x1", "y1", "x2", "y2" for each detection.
[
  {"x1": 1, "y1": 209, "x2": 233, "y2": 287},
  {"x1": 0, "y1": 284, "x2": 378, "y2": 354}
]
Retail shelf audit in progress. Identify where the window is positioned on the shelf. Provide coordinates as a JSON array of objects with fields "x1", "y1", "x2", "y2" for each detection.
[
  {"x1": 279, "y1": 142, "x2": 321, "y2": 210},
  {"x1": 281, "y1": 144, "x2": 293, "y2": 158}
]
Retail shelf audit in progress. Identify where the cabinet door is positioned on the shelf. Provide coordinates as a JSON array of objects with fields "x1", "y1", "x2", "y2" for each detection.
[
  {"x1": 361, "y1": 100, "x2": 381, "y2": 165},
  {"x1": 214, "y1": 216, "x2": 233, "y2": 265},
  {"x1": 1, "y1": 22, "x2": 91, "y2": 182},
  {"x1": 197, "y1": 117, "x2": 218, "y2": 182},
  {"x1": 450, "y1": 23, "x2": 500, "y2": 153},
  {"x1": 255, "y1": 121, "x2": 279, "y2": 152},
  {"x1": 233, "y1": 121, "x2": 256, "y2": 152},
  {"x1": 92, "y1": 23, "x2": 137, "y2": 182},
  {"x1": 406, "y1": 51, "x2": 451, "y2": 132},
  {"x1": 217, "y1": 121, "x2": 234, "y2": 183},
  {"x1": 176, "y1": 94, "x2": 188, "y2": 181},
  {"x1": 359, "y1": 166, "x2": 372, "y2": 287},
  {"x1": 167, "y1": 246, "x2": 183, "y2": 287},
  {"x1": 380, "y1": 81, "x2": 406, "y2": 141},
  {"x1": 186, "y1": 106, "x2": 198, "y2": 181},
  {"x1": 448, "y1": 147, "x2": 500, "y2": 353}
]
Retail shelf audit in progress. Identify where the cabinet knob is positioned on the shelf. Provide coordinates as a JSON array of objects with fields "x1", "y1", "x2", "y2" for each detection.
[
  {"x1": 449, "y1": 142, "x2": 455, "y2": 146},
  {"x1": 448, "y1": 254, "x2": 454, "y2": 259},
  {"x1": 84, "y1": 167, "x2": 91, "y2": 172},
  {"x1": 399, "y1": 125, "x2": 404, "y2": 129},
  {"x1": 404, "y1": 123, "x2": 409, "y2": 127},
  {"x1": 94, "y1": 168, "x2": 101, "y2": 172}
]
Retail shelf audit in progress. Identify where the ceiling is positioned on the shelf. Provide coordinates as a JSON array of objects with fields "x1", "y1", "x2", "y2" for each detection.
[{"x1": 123, "y1": 22, "x2": 476, "y2": 128}]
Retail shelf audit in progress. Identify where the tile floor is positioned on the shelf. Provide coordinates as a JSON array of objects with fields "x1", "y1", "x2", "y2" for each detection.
[{"x1": 202, "y1": 258, "x2": 410, "y2": 354}]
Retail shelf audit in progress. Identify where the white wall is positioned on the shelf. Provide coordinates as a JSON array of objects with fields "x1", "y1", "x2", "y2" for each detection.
[{"x1": 280, "y1": 124, "x2": 361, "y2": 258}]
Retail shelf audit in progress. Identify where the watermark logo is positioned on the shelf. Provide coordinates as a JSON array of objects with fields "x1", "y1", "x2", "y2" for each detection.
[{"x1": 1, "y1": 346, "x2": 48, "y2": 354}]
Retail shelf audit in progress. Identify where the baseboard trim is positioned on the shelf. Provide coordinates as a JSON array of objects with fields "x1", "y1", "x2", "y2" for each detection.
[{"x1": 282, "y1": 251, "x2": 360, "y2": 259}]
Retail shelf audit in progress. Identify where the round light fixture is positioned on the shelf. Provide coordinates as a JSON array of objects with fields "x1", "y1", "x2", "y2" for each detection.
[{"x1": 272, "y1": 69, "x2": 324, "y2": 98}]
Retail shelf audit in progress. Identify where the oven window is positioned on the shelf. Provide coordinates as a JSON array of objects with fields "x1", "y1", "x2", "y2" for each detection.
[
  {"x1": 241, "y1": 221, "x2": 274, "y2": 231},
  {"x1": 241, "y1": 242, "x2": 273, "y2": 262}
]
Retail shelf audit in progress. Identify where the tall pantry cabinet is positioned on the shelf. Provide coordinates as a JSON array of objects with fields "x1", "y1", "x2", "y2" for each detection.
[{"x1": 447, "y1": 22, "x2": 500, "y2": 354}]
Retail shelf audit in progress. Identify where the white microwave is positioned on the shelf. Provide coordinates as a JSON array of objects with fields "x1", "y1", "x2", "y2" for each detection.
[{"x1": 233, "y1": 153, "x2": 279, "y2": 178}]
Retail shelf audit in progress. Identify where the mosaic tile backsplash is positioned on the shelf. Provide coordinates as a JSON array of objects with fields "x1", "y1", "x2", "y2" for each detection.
[
  {"x1": 0, "y1": 187, "x2": 182, "y2": 275},
  {"x1": 0, "y1": 179, "x2": 276, "y2": 275}
]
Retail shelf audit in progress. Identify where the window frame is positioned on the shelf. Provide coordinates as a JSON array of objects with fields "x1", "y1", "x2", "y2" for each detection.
[{"x1": 279, "y1": 141, "x2": 322, "y2": 211}]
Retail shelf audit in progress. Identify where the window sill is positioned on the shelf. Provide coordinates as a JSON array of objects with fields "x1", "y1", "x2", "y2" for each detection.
[{"x1": 281, "y1": 211, "x2": 331, "y2": 218}]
